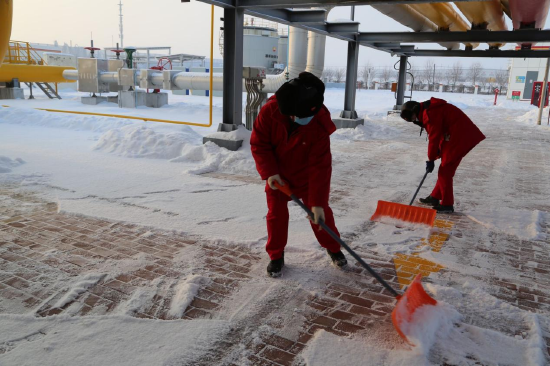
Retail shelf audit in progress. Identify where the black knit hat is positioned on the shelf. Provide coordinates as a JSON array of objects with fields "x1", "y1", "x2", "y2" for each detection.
[
  {"x1": 275, "y1": 72, "x2": 325, "y2": 118},
  {"x1": 400, "y1": 101, "x2": 421, "y2": 122}
]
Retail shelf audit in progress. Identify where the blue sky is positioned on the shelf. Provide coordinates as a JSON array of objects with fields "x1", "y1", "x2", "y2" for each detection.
[{"x1": 11, "y1": 1, "x2": 547, "y2": 70}]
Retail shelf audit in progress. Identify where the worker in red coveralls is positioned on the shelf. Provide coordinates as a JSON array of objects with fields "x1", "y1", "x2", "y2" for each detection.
[
  {"x1": 400, "y1": 98, "x2": 486, "y2": 213},
  {"x1": 250, "y1": 72, "x2": 347, "y2": 277}
]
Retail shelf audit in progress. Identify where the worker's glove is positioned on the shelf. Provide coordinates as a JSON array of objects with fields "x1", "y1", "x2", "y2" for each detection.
[
  {"x1": 267, "y1": 174, "x2": 284, "y2": 190},
  {"x1": 308, "y1": 206, "x2": 325, "y2": 231},
  {"x1": 426, "y1": 160, "x2": 435, "y2": 173}
]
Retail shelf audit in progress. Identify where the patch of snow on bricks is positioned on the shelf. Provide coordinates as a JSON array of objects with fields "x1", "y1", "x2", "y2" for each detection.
[
  {"x1": 0, "y1": 315, "x2": 230, "y2": 366},
  {"x1": 54, "y1": 274, "x2": 106, "y2": 309},
  {"x1": 169, "y1": 275, "x2": 211, "y2": 318},
  {"x1": 116, "y1": 281, "x2": 161, "y2": 316},
  {"x1": 0, "y1": 156, "x2": 25, "y2": 173},
  {"x1": 467, "y1": 208, "x2": 547, "y2": 240}
]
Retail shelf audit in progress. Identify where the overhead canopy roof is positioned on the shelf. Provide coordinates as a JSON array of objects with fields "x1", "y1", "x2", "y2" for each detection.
[{"x1": 196, "y1": 0, "x2": 550, "y2": 58}]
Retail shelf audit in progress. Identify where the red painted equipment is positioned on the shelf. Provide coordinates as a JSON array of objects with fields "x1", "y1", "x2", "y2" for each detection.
[
  {"x1": 494, "y1": 88, "x2": 499, "y2": 106},
  {"x1": 531, "y1": 82, "x2": 549, "y2": 107}
]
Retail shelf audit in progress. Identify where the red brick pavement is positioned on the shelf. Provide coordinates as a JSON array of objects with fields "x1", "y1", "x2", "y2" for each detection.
[{"x1": 1, "y1": 187, "x2": 550, "y2": 365}]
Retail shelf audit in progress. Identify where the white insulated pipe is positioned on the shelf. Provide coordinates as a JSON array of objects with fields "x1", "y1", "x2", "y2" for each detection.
[
  {"x1": 65, "y1": 25, "x2": 323, "y2": 94},
  {"x1": 305, "y1": 30, "x2": 326, "y2": 78}
]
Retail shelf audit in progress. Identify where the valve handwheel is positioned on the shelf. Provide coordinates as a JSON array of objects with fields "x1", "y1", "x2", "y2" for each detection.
[
  {"x1": 150, "y1": 58, "x2": 172, "y2": 93},
  {"x1": 157, "y1": 57, "x2": 172, "y2": 71}
]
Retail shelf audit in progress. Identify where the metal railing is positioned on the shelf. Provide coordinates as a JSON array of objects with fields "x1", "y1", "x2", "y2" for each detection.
[{"x1": 4, "y1": 41, "x2": 46, "y2": 65}]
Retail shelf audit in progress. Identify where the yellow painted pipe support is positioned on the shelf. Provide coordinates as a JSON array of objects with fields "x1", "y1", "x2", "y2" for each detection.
[
  {"x1": 0, "y1": 0, "x2": 14, "y2": 66},
  {"x1": 0, "y1": 64, "x2": 76, "y2": 83}
]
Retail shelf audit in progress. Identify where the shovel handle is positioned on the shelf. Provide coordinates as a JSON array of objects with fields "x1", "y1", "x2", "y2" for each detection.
[
  {"x1": 409, "y1": 170, "x2": 430, "y2": 206},
  {"x1": 273, "y1": 181, "x2": 400, "y2": 297}
]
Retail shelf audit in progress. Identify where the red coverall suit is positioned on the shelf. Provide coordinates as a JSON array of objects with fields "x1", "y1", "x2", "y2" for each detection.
[
  {"x1": 420, "y1": 98, "x2": 486, "y2": 206},
  {"x1": 250, "y1": 96, "x2": 341, "y2": 260}
]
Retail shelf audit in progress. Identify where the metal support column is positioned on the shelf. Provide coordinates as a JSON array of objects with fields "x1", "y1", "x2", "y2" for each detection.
[
  {"x1": 333, "y1": 38, "x2": 364, "y2": 129},
  {"x1": 395, "y1": 55, "x2": 408, "y2": 110},
  {"x1": 203, "y1": 7, "x2": 245, "y2": 151},
  {"x1": 221, "y1": 7, "x2": 244, "y2": 130}
]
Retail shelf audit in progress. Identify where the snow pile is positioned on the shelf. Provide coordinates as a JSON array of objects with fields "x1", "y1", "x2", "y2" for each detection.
[
  {"x1": 331, "y1": 121, "x2": 401, "y2": 142},
  {"x1": 54, "y1": 274, "x2": 105, "y2": 309},
  {"x1": 396, "y1": 301, "x2": 460, "y2": 353},
  {"x1": 517, "y1": 107, "x2": 550, "y2": 126},
  {"x1": 94, "y1": 125, "x2": 201, "y2": 159},
  {"x1": 0, "y1": 315, "x2": 230, "y2": 366},
  {"x1": 467, "y1": 207, "x2": 547, "y2": 240},
  {"x1": 168, "y1": 275, "x2": 210, "y2": 318},
  {"x1": 172, "y1": 126, "x2": 256, "y2": 175},
  {"x1": 0, "y1": 156, "x2": 25, "y2": 173}
]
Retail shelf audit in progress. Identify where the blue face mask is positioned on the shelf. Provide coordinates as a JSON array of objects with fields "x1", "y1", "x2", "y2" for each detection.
[{"x1": 295, "y1": 116, "x2": 314, "y2": 125}]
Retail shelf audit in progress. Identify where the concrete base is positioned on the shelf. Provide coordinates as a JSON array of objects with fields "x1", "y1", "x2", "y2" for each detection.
[
  {"x1": 203, "y1": 137, "x2": 243, "y2": 151},
  {"x1": 145, "y1": 93, "x2": 168, "y2": 108},
  {"x1": 118, "y1": 90, "x2": 146, "y2": 108},
  {"x1": 202, "y1": 123, "x2": 244, "y2": 151},
  {"x1": 82, "y1": 96, "x2": 118, "y2": 105},
  {"x1": 0, "y1": 87, "x2": 24, "y2": 100},
  {"x1": 332, "y1": 117, "x2": 364, "y2": 129}
]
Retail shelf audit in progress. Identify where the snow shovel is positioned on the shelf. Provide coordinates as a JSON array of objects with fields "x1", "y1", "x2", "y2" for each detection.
[
  {"x1": 274, "y1": 181, "x2": 437, "y2": 344},
  {"x1": 370, "y1": 170, "x2": 437, "y2": 226}
]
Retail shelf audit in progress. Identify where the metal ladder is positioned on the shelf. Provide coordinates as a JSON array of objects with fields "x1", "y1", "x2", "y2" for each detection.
[{"x1": 25, "y1": 82, "x2": 61, "y2": 99}]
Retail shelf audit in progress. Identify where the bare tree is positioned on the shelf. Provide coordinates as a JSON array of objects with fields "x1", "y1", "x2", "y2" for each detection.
[
  {"x1": 494, "y1": 69, "x2": 510, "y2": 94},
  {"x1": 334, "y1": 68, "x2": 346, "y2": 83},
  {"x1": 423, "y1": 59, "x2": 436, "y2": 91},
  {"x1": 359, "y1": 61, "x2": 375, "y2": 89},
  {"x1": 322, "y1": 68, "x2": 335, "y2": 83},
  {"x1": 369, "y1": 68, "x2": 378, "y2": 89},
  {"x1": 468, "y1": 62, "x2": 484, "y2": 90},
  {"x1": 380, "y1": 66, "x2": 392, "y2": 89},
  {"x1": 450, "y1": 61, "x2": 462, "y2": 92}
]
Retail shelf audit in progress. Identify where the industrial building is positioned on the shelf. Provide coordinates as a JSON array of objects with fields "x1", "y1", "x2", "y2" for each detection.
[{"x1": 506, "y1": 44, "x2": 550, "y2": 101}]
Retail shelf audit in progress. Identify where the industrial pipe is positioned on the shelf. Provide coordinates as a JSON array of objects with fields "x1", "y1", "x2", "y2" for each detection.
[
  {"x1": 0, "y1": 64, "x2": 76, "y2": 83},
  {"x1": 411, "y1": 3, "x2": 478, "y2": 49},
  {"x1": 509, "y1": 0, "x2": 550, "y2": 48},
  {"x1": 61, "y1": 23, "x2": 321, "y2": 94},
  {"x1": 454, "y1": 0, "x2": 507, "y2": 48},
  {"x1": 371, "y1": 4, "x2": 460, "y2": 50},
  {"x1": 0, "y1": 0, "x2": 13, "y2": 66}
]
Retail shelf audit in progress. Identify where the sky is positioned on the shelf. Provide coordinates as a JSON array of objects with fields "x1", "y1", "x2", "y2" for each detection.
[{"x1": 10, "y1": 0, "x2": 549, "y2": 70}]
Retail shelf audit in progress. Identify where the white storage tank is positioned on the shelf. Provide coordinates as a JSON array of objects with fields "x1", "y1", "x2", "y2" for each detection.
[
  {"x1": 277, "y1": 35, "x2": 288, "y2": 67},
  {"x1": 243, "y1": 26, "x2": 279, "y2": 69}
]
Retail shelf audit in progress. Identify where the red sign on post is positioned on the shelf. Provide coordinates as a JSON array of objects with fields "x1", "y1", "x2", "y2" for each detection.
[{"x1": 531, "y1": 82, "x2": 550, "y2": 107}]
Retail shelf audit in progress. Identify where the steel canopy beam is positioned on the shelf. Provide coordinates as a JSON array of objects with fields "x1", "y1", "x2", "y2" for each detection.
[
  {"x1": 237, "y1": 0, "x2": 488, "y2": 8},
  {"x1": 194, "y1": 0, "x2": 235, "y2": 8},
  {"x1": 398, "y1": 49, "x2": 550, "y2": 58},
  {"x1": 359, "y1": 30, "x2": 550, "y2": 44},
  {"x1": 244, "y1": 8, "x2": 358, "y2": 41}
]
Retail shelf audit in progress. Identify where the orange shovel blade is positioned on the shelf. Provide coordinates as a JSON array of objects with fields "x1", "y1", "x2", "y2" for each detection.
[
  {"x1": 371, "y1": 200, "x2": 437, "y2": 227},
  {"x1": 391, "y1": 274, "x2": 437, "y2": 344}
]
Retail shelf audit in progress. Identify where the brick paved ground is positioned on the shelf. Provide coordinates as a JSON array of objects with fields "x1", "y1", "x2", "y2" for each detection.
[{"x1": 1, "y1": 107, "x2": 550, "y2": 365}]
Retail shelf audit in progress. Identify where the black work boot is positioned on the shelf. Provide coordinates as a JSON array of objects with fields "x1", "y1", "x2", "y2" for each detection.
[
  {"x1": 327, "y1": 249, "x2": 348, "y2": 268},
  {"x1": 418, "y1": 195, "x2": 439, "y2": 206},
  {"x1": 434, "y1": 204, "x2": 454, "y2": 213},
  {"x1": 267, "y1": 254, "x2": 284, "y2": 278}
]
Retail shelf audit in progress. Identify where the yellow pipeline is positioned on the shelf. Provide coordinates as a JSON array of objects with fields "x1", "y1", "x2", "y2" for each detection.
[
  {"x1": 1, "y1": 5, "x2": 215, "y2": 129},
  {"x1": 454, "y1": 0, "x2": 508, "y2": 48},
  {"x1": 0, "y1": 64, "x2": 76, "y2": 83},
  {"x1": 411, "y1": 3, "x2": 479, "y2": 49},
  {"x1": 0, "y1": 0, "x2": 14, "y2": 66}
]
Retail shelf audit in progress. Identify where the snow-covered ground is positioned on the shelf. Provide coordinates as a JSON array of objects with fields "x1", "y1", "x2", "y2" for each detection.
[{"x1": 1, "y1": 88, "x2": 549, "y2": 365}]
